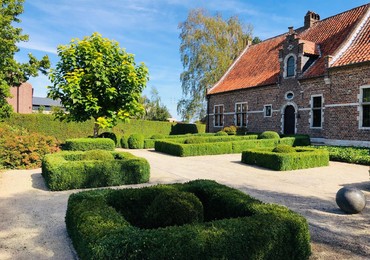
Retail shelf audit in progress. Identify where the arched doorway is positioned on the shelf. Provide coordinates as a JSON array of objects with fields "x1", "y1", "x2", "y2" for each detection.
[{"x1": 284, "y1": 105, "x2": 295, "y2": 135}]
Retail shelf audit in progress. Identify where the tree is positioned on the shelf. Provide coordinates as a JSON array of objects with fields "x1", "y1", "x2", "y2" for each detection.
[
  {"x1": 141, "y1": 87, "x2": 171, "y2": 121},
  {"x1": 178, "y1": 9, "x2": 253, "y2": 121},
  {"x1": 0, "y1": 0, "x2": 50, "y2": 119},
  {"x1": 48, "y1": 33, "x2": 149, "y2": 137}
]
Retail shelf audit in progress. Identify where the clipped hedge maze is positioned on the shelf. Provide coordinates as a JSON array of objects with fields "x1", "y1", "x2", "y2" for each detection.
[
  {"x1": 63, "y1": 138, "x2": 115, "y2": 151},
  {"x1": 42, "y1": 150, "x2": 150, "y2": 191},
  {"x1": 241, "y1": 147, "x2": 329, "y2": 171},
  {"x1": 66, "y1": 180, "x2": 311, "y2": 260}
]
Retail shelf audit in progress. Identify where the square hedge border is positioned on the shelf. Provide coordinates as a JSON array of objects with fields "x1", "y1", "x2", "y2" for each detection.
[
  {"x1": 155, "y1": 136, "x2": 310, "y2": 157},
  {"x1": 66, "y1": 180, "x2": 311, "y2": 259},
  {"x1": 241, "y1": 147, "x2": 329, "y2": 171},
  {"x1": 42, "y1": 150, "x2": 150, "y2": 191}
]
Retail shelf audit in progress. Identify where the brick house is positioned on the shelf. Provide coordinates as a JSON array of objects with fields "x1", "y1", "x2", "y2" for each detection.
[
  {"x1": 6, "y1": 82, "x2": 33, "y2": 114},
  {"x1": 207, "y1": 4, "x2": 370, "y2": 147}
]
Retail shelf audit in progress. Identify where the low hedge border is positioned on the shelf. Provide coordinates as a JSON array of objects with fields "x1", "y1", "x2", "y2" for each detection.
[
  {"x1": 241, "y1": 147, "x2": 329, "y2": 171},
  {"x1": 63, "y1": 138, "x2": 115, "y2": 151},
  {"x1": 66, "y1": 180, "x2": 311, "y2": 259},
  {"x1": 313, "y1": 145, "x2": 370, "y2": 166},
  {"x1": 155, "y1": 136, "x2": 310, "y2": 157},
  {"x1": 42, "y1": 150, "x2": 150, "y2": 191}
]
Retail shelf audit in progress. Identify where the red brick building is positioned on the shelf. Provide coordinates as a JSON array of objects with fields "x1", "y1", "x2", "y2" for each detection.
[
  {"x1": 207, "y1": 4, "x2": 370, "y2": 147},
  {"x1": 6, "y1": 82, "x2": 33, "y2": 114}
]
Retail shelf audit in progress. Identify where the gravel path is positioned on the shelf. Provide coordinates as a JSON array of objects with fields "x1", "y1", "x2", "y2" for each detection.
[{"x1": 0, "y1": 149, "x2": 369, "y2": 259}]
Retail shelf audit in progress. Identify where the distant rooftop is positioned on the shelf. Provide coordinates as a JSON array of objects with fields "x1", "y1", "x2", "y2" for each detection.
[{"x1": 33, "y1": 97, "x2": 63, "y2": 107}]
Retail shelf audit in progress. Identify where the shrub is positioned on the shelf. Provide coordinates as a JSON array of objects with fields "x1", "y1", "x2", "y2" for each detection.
[
  {"x1": 98, "y1": 132, "x2": 118, "y2": 146},
  {"x1": 222, "y1": 125, "x2": 237, "y2": 135},
  {"x1": 128, "y1": 134, "x2": 144, "y2": 149},
  {"x1": 63, "y1": 138, "x2": 115, "y2": 151},
  {"x1": 66, "y1": 180, "x2": 311, "y2": 260},
  {"x1": 242, "y1": 147, "x2": 329, "y2": 170},
  {"x1": 0, "y1": 124, "x2": 60, "y2": 169},
  {"x1": 258, "y1": 131, "x2": 280, "y2": 139},
  {"x1": 273, "y1": 145, "x2": 296, "y2": 153},
  {"x1": 170, "y1": 123, "x2": 203, "y2": 135},
  {"x1": 215, "y1": 131, "x2": 228, "y2": 136},
  {"x1": 82, "y1": 150, "x2": 114, "y2": 161},
  {"x1": 42, "y1": 150, "x2": 150, "y2": 190},
  {"x1": 120, "y1": 135, "x2": 129, "y2": 148},
  {"x1": 150, "y1": 134, "x2": 165, "y2": 139},
  {"x1": 184, "y1": 137, "x2": 204, "y2": 144},
  {"x1": 145, "y1": 190, "x2": 204, "y2": 228},
  {"x1": 236, "y1": 127, "x2": 248, "y2": 135},
  {"x1": 314, "y1": 145, "x2": 370, "y2": 166}
]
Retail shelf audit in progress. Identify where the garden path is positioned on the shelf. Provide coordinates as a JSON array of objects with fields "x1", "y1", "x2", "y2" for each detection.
[{"x1": 0, "y1": 149, "x2": 369, "y2": 259}]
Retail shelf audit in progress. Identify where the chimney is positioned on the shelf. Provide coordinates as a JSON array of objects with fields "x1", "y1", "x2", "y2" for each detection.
[{"x1": 304, "y1": 11, "x2": 320, "y2": 28}]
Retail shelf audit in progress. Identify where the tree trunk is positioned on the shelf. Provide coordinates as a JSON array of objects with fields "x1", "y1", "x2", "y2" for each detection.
[{"x1": 93, "y1": 121, "x2": 99, "y2": 138}]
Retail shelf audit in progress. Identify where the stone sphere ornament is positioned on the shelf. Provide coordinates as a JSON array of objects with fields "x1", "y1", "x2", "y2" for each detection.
[{"x1": 336, "y1": 187, "x2": 366, "y2": 214}]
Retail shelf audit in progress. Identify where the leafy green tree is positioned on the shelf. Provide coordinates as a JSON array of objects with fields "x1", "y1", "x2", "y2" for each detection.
[
  {"x1": 141, "y1": 87, "x2": 171, "y2": 121},
  {"x1": 0, "y1": 0, "x2": 50, "y2": 119},
  {"x1": 48, "y1": 33, "x2": 149, "y2": 137},
  {"x1": 178, "y1": 9, "x2": 253, "y2": 121}
]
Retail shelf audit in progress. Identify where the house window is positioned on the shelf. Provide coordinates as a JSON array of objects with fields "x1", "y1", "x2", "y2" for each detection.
[
  {"x1": 235, "y1": 102, "x2": 247, "y2": 127},
  {"x1": 264, "y1": 105, "x2": 272, "y2": 117},
  {"x1": 214, "y1": 105, "x2": 224, "y2": 127},
  {"x1": 286, "y1": 56, "x2": 295, "y2": 77},
  {"x1": 311, "y1": 95, "x2": 323, "y2": 128},
  {"x1": 361, "y1": 87, "x2": 370, "y2": 128}
]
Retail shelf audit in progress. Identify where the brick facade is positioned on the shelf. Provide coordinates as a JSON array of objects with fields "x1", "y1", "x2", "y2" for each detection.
[
  {"x1": 6, "y1": 82, "x2": 33, "y2": 114},
  {"x1": 206, "y1": 5, "x2": 370, "y2": 146}
]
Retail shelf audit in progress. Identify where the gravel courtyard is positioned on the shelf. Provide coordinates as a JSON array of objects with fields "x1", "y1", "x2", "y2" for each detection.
[{"x1": 0, "y1": 149, "x2": 369, "y2": 259}]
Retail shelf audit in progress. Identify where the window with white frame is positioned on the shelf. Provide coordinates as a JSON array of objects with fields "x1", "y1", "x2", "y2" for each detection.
[
  {"x1": 214, "y1": 105, "x2": 224, "y2": 127},
  {"x1": 361, "y1": 86, "x2": 370, "y2": 128},
  {"x1": 311, "y1": 95, "x2": 323, "y2": 128},
  {"x1": 235, "y1": 102, "x2": 247, "y2": 127},
  {"x1": 264, "y1": 105, "x2": 272, "y2": 117}
]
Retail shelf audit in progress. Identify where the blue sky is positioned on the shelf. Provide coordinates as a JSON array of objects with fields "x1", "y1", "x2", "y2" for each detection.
[{"x1": 16, "y1": 0, "x2": 369, "y2": 119}]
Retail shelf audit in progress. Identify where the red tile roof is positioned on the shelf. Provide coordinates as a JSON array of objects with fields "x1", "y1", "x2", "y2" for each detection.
[{"x1": 208, "y1": 4, "x2": 370, "y2": 95}]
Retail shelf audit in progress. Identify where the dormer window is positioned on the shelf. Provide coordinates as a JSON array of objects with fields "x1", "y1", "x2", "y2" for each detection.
[
  {"x1": 283, "y1": 54, "x2": 296, "y2": 78},
  {"x1": 287, "y1": 56, "x2": 295, "y2": 77}
]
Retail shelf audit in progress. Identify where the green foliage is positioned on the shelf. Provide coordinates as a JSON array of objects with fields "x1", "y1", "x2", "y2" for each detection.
[
  {"x1": 258, "y1": 131, "x2": 280, "y2": 139},
  {"x1": 222, "y1": 125, "x2": 237, "y2": 135},
  {"x1": 155, "y1": 135, "x2": 312, "y2": 157},
  {"x1": 178, "y1": 9, "x2": 253, "y2": 121},
  {"x1": 0, "y1": 0, "x2": 50, "y2": 119},
  {"x1": 48, "y1": 32, "x2": 149, "y2": 136},
  {"x1": 3, "y1": 114, "x2": 206, "y2": 142},
  {"x1": 98, "y1": 132, "x2": 118, "y2": 146},
  {"x1": 145, "y1": 190, "x2": 204, "y2": 228},
  {"x1": 314, "y1": 145, "x2": 370, "y2": 166},
  {"x1": 170, "y1": 123, "x2": 202, "y2": 135},
  {"x1": 150, "y1": 134, "x2": 165, "y2": 139},
  {"x1": 128, "y1": 134, "x2": 144, "y2": 149},
  {"x1": 0, "y1": 124, "x2": 59, "y2": 169},
  {"x1": 273, "y1": 145, "x2": 296, "y2": 153},
  {"x1": 66, "y1": 180, "x2": 311, "y2": 259},
  {"x1": 215, "y1": 130, "x2": 228, "y2": 136},
  {"x1": 242, "y1": 147, "x2": 329, "y2": 171},
  {"x1": 82, "y1": 150, "x2": 114, "y2": 161},
  {"x1": 140, "y1": 87, "x2": 171, "y2": 121},
  {"x1": 41, "y1": 150, "x2": 150, "y2": 191},
  {"x1": 63, "y1": 138, "x2": 115, "y2": 151}
]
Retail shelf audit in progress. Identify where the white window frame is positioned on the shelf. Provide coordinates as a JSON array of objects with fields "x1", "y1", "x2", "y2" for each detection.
[
  {"x1": 310, "y1": 94, "x2": 323, "y2": 129},
  {"x1": 214, "y1": 104, "x2": 224, "y2": 127},
  {"x1": 264, "y1": 104, "x2": 272, "y2": 117},
  {"x1": 235, "y1": 102, "x2": 248, "y2": 127},
  {"x1": 359, "y1": 85, "x2": 370, "y2": 129},
  {"x1": 283, "y1": 53, "x2": 297, "y2": 78}
]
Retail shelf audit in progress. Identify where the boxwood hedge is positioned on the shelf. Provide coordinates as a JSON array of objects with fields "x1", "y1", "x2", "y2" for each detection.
[
  {"x1": 42, "y1": 150, "x2": 150, "y2": 191},
  {"x1": 66, "y1": 180, "x2": 311, "y2": 259},
  {"x1": 155, "y1": 136, "x2": 310, "y2": 157},
  {"x1": 241, "y1": 147, "x2": 329, "y2": 171},
  {"x1": 63, "y1": 138, "x2": 115, "y2": 151}
]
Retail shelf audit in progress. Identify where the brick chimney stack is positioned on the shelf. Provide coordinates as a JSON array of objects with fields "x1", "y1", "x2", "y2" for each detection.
[{"x1": 304, "y1": 11, "x2": 320, "y2": 28}]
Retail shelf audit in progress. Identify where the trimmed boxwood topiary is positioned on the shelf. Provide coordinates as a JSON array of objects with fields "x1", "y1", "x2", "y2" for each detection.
[
  {"x1": 258, "y1": 131, "x2": 280, "y2": 139},
  {"x1": 215, "y1": 130, "x2": 228, "y2": 136},
  {"x1": 66, "y1": 180, "x2": 311, "y2": 259},
  {"x1": 42, "y1": 150, "x2": 150, "y2": 191},
  {"x1": 241, "y1": 147, "x2": 329, "y2": 171},
  {"x1": 128, "y1": 134, "x2": 144, "y2": 149},
  {"x1": 273, "y1": 144, "x2": 296, "y2": 153},
  {"x1": 98, "y1": 132, "x2": 118, "y2": 146},
  {"x1": 63, "y1": 138, "x2": 115, "y2": 151}
]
